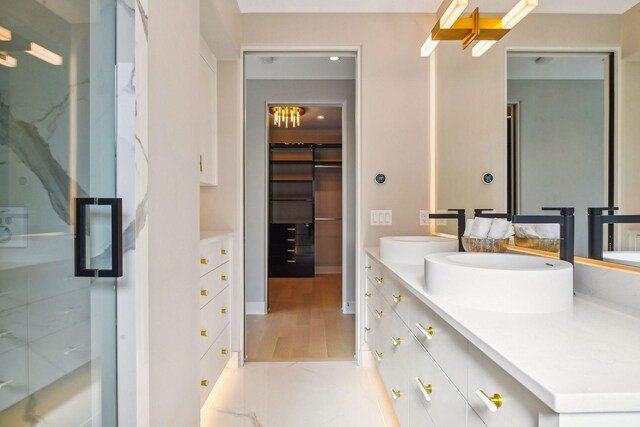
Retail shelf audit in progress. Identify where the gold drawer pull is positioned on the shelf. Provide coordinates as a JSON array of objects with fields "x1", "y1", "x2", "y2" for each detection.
[
  {"x1": 201, "y1": 330, "x2": 207, "y2": 337},
  {"x1": 476, "y1": 389, "x2": 503, "y2": 412},
  {"x1": 221, "y1": 348, "x2": 228, "y2": 355},
  {"x1": 200, "y1": 258, "x2": 209, "y2": 265},
  {"x1": 364, "y1": 292, "x2": 371, "y2": 298},
  {"x1": 374, "y1": 350, "x2": 383, "y2": 360},
  {"x1": 287, "y1": 238, "x2": 296, "y2": 242},
  {"x1": 287, "y1": 260, "x2": 296, "y2": 263},
  {"x1": 221, "y1": 308, "x2": 228, "y2": 314},
  {"x1": 365, "y1": 265, "x2": 372, "y2": 270},
  {"x1": 287, "y1": 227, "x2": 295, "y2": 231},
  {"x1": 375, "y1": 309, "x2": 384, "y2": 318},
  {"x1": 221, "y1": 275, "x2": 228, "y2": 281},
  {"x1": 391, "y1": 337, "x2": 403, "y2": 346},
  {"x1": 287, "y1": 249, "x2": 295, "y2": 253},
  {"x1": 415, "y1": 377, "x2": 433, "y2": 402},
  {"x1": 374, "y1": 276, "x2": 383, "y2": 284},
  {"x1": 221, "y1": 249, "x2": 227, "y2": 255},
  {"x1": 201, "y1": 380, "x2": 208, "y2": 387},
  {"x1": 364, "y1": 327, "x2": 371, "y2": 333},
  {"x1": 392, "y1": 389, "x2": 402, "y2": 400},
  {"x1": 200, "y1": 289, "x2": 208, "y2": 296},
  {"x1": 416, "y1": 323, "x2": 435, "y2": 340},
  {"x1": 392, "y1": 294, "x2": 403, "y2": 302}
]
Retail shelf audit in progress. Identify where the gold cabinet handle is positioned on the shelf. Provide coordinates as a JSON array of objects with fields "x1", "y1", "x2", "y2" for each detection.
[
  {"x1": 221, "y1": 308, "x2": 228, "y2": 314},
  {"x1": 392, "y1": 294, "x2": 403, "y2": 302},
  {"x1": 287, "y1": 227, "x2": 296, "y2": 231},
  {"x1": 200, "y1": 258, "x2": 209, "y2": 265},
  {"x1": 364, "y1": 292, "x2": 371, "y2": 298},
  {"x1": 201, "y1": 330, "x2": 207, "y2": 337},
  {"x1": 199, "y1": 155, "x2": 203, "y2": 172},
  {"x1": 221, "y1": 249, "x2": 227, "y2": 255},
  {"x1": 375, "y1": 309, "x2": 384, "y2": 318},
  {"x1": 221, "y1": 348, "x2": 228, "y2": 355},
  {"x1": 391, "y1": 336, "x2": 403, "y2": 346},
  {"x1": 287, "y1": 249, "x2": 295, "y2": 252},
  {"x1": 287, "y1": 260, "x2": 296, "y2": 263},
  {"x1": 364, "y1": 327, "x2": 371, "y2": 333},
  {"x1": 374, "y1": 276, "x2": 383, "y2": 284},
  {"x1": 201, "y1": 379, "x2": 208, "y2": 387},
  {"x1": 287, "y1": 238, "x2": 296, "y2": 242},
  {"x1": 200, "y1": 289, "x2": 208, "y2": 296},
  {"x1": 221, "y1": 275, "x2": 228, "y2": 281},
  {"x1": 416, "y1": 323, "x2": 435, "y2": 340},
  {"x1": 415, "y1": 377, "x2": 433, "y2": 402},
  {"x1": 391, "y1": 389, "x2": 402, "y2": 400},
  {"x1": 476, "y1": 389, "x2": 503, "y2": 412},
  {"x1": 374, "y1": 350, "x2": 383, "y2": 360},
  {"x1": 365, "y1": 265, "x2": 372, "y2": 270}
]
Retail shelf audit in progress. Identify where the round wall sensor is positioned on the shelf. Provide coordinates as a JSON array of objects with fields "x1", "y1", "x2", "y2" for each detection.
[
  {"x1": 375, "y1": 173, "x2": 386, "y2": 184},
  {"x1": 481, "y1": 172, "x2": 494, "y2": 184}
]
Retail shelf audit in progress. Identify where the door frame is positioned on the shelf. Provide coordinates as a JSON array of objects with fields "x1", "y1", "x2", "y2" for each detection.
[{"x1": 241, "y1": 46, "x2": 362, "y2": 364}]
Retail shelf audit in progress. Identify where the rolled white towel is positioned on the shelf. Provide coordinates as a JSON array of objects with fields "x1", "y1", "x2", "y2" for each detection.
[
  {"x1": 463, "y1": 219, "x2": 474, "y2": 237},
  {"x1": 487, "y1": 218, "x2": 511, "y2": 239},
  {"x1": 536, "y1": 223, "x2": 560, "y2": 239},
  {"x1": 524, "y1": 225, "x2": 541, "y2": 238},
  {"x1": 514, "y1": 224, "x2": 527, "y2": 238},
  {"x1": 504, "y1": 221, "x2": 515, "y2": 238},
  {"x1": 469, "y1": 217, "x2": 492, "y2": 238}
]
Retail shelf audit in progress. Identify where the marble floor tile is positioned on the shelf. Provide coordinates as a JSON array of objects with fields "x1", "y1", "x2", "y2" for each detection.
[{"x1": 202, "y1": 360, "x2": 398, "y2": 427}]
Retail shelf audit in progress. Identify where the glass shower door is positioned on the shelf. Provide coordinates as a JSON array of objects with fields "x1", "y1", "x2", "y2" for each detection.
[{"x1": 0, "y1": 0, "x2": 118, "y2": 425}]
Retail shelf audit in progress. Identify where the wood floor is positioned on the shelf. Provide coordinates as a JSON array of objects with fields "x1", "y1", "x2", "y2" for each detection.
[{"x1": 246, "y1": 274, "x2": 355, "y2": 361}]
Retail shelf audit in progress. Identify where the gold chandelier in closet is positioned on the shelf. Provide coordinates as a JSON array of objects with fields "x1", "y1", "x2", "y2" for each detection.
[{"x1": 269, "y1": 106, "x2": 306, "y2": 128}]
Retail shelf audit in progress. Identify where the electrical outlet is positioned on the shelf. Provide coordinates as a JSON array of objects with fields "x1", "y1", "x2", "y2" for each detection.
[
  {"x1": 420, "y1": 210, "x2": 429, "y2": 226},
  {"x1": 370, "y1": 210, "x2": 392, "y2": 226}
]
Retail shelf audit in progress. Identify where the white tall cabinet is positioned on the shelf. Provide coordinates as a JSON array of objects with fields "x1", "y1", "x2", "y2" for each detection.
[{"x1": 199, "y1": 37, "x2": 218, "y2": 186}]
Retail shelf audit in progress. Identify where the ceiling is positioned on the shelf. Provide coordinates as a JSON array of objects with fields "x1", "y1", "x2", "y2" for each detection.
[
  {"x1": 269, "y1": 106, "x2": 342, "y2": 131},
  {"x1": 237, "y1": 0, "x2": 640, "y2": 14},
  {"x1": 507, "y1": 54, "x2": 607, "y2": 80},
  {"x1": 245, "y1": 55, "x2": 356, "y2": 80}
]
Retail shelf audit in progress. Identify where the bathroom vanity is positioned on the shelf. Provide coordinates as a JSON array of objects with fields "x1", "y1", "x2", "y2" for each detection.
[{"x1": 365, "y1": 248, "x2": 640, "y2": 427}]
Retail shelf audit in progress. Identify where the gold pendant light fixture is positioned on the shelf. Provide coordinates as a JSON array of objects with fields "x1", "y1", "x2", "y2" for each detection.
[
  {"x1": 269, "y1": 106, "x2": 306, "y2": 128},
  {"x1": 421, "y1": 0, "x2": 538, "y2": 57}
]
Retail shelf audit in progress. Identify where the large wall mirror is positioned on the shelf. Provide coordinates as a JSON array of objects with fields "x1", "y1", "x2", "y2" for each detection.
[{"x1": 433, "y1": 12, "x2": 640, "y2": 270}]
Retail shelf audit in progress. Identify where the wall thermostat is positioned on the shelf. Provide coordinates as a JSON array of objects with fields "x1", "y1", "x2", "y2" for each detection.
[
  {"x1": 481, "y1": 172, "x2": 494, "y2": 184},
  {"x1": 375, "y1": 173, "x2": 386, "y2": 184}
]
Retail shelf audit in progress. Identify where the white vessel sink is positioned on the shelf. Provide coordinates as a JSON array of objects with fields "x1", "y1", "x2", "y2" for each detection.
[
  {"x1": 424, "y1": 253, "x2": 573, "y2": 314},
  {"x1": 379, "y1": 236, "x2": 458, "y2": 265}
]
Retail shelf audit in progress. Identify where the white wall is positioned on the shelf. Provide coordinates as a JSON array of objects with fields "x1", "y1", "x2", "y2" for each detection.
[
  {"x1": 244, "y1": 79, "x2": 356, "y2": 310},
  {"x1": 435, "y1": 14, "x2": 621, "y2": 234},
  {"x1": 147, "y1": 0, "x2": 201, "y2": 425},
  {"x1": 243, "y1": 12, "x2": 434, "y2": 251}
]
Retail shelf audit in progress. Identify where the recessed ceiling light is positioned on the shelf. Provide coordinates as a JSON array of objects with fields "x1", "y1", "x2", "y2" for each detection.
[
  {"x1": 317, "y1": 116, "x2": 325, "y2": 119},
  {"x1": 329, "y1": 56, "x2": 340, "y2": 61}
]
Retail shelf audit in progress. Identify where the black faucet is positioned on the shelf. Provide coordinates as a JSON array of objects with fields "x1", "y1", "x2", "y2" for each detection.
[
  {"x1": 474, "y1": 209, "x2": 512, "y2": 220},
  {"x1": 587, "y1": 207, "x2": 640, "y2": 260},
  {"x1": 512, "y1": 207, "x2": 575, "y2": 264},
  {"x1": 429, "y1": 209, "x2": 466, "y2": 251}
]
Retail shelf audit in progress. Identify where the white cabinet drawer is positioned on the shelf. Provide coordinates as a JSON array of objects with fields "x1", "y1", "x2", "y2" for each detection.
[
  {"x1": 468, "y1": 345, "x2": 542, "y2": 427},
  {"x1": 199, "y1": 286, "x2": 230, "y2": 358},
  {"x1": 0, "y1": 305, "x2": 27, "y2": 354},
  {"x1": 467, "y1": 405, "x2": 488, "y2": 427},
  {"x1": 199, "y1": 324, "x2": 230, "y2": 407},
  {"x1": 409, "y1": 298, "x2": 468, "y2": 395},
  {"x1": 28, "y1": 288, "x2": 90, "y2": 342},
  {"x1": 199, "y1": 262, "x2": 230, "y2": 308},
  {"x1": 28, "y1": 261, "x2": 88, "y2": 303},
  {"x1": 0, "y1": 267, "x2": 27, "y2": 311},
  {"x1": 0, "y1": 346, "x2": 28, "y2": 411},
  {"x1": 199, "y1": 239, "x2": 229, "y2": 277},
  {"x1": 409, "y1": 336, "x2": 467, "y2": 427},
  {"x1": 388, "y1": 279, "x2": 410, "y2": 326}
]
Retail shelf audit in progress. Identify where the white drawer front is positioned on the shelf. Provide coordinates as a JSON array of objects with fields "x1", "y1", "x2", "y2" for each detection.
[
  {"x1": 0, "y1": 346, "x2": 28, "y2": 411},
  {"x1": 389, "y1": 279, "x2": 410, "y2": 326},
  {"x1": 28, "y1": 288, "x2": 90, "y2": 342},
  {"x1": 199, "y1": 262, "x2": 230, "y2": 308},
  {"x1": 199, "y1": 286, "x2": 230, "y2": 358},
  {"x1": 468, "y1": 345, "x2": 541, "y2": 427},
  {"x1": 28, "y1": 261, "x2": 88, "y2": 303},
  {"x1": 200, "y1": 239, "x2": 229, "y2": 277},
  {"x1": 199, "y1": 324, "x2": 230, "y2": 407},
  {"x1": 0, "y1": 305, "x2": 27, "y2": 354},
  {"x1": 409, "y1": 336, "x2": 467, "y2": 427},
  {"x1": 28, "y1": 321, "x2": 91, "y2": 393},
  {"x1": 0, "y1": 267, "x2": 27, "y2": 311},
  {"x1": 467, "y1": 405, "x2": 488, "y2": 427},
  {"x1": 409, "y1": 298, "x2": 468, "y2": 395}
]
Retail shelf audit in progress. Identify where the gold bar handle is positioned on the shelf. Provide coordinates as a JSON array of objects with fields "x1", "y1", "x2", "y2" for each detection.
[
  {"x1": 365, "y1": 265, "x2": 372, "y2": 270},
  {"x1": 221, "y1": 249, "x2": 227, "y2": 255},
  {"x1": 287, "y1": 260, "x2": 296, "y2": 263},
  {"x1": 415, "y1": 377, "x2": 433, "y2": 402},
  {"x1": 392, "y1": 294, "x2": 403, "y2": 302},
  {"x1": 201, "y1": 380, "x2": 208, "y2": 387},
  {"x1": 364, "y1": 292, "x2": 371, "y2": 298},
  {"x1": 221, "y1": 275, "x2": 228, "y2": 281},
  {"x1": 374, "y1": 350, "x2": 383, "y2": 360},
  {"x1": 364, "y1": 327, "x2": 371, "y2": 333},
  {"x1": 287, "y1": 227, "x2": 296, "y2": 231},
  {"x1": 374, "y1": 276, "x2": 383, "y2": 284},
  {"x1": 476, "y1": 389, "x2": 503, "y2": 412},
  {"x1": 391, "y1": 389, "x2": 402, "y2": 400},
  {"x1": 200, "y1": 289, "x2": 208, "y2": 296},
  {"x1": 200, "y1": 330, "x2": 207, "y2": 337},
  {"x1": 200, "y1": 258, "x2": 209, "y2": 265},
  {"x1": 375, "y1": 309, "x2": 384, "y2": 318},
  {"x1": 221, "y1": 348, "x2": 228, "y2": 355},
  {"x1": 391, "y1": 337, "x2": 403, "y2": 346},
  {"x1": 416, "y1": 323, "x2": 435, "y2": 340},
  {"x1": 287, "y1": 249, "x2": 295, "y2": 253},
  {"x1": 221, "y1": 308, "x2": 228, "y2": 314},
  {"x1": 287, "y1": 238, "x2": 296, "y2": 242}
]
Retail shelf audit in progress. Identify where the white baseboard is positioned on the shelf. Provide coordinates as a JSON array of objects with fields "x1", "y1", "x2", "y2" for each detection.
[
  {"x1": 245, "y1": 301, "x2": 267, "y2": 315},
  {"x1": 343, "y1": 300, "x2": 356, "y2": 314},
  {"x1": 316, "y1": 266, "x2": 342, "y2": 274}
]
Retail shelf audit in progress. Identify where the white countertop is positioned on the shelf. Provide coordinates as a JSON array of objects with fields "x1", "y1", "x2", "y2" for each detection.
[
  {"x1": 366, "y1": 248, "x2": 640, "y2": 414},
  {"x1": 200, "y1": 230, "x2": 234, "y2": 245}
]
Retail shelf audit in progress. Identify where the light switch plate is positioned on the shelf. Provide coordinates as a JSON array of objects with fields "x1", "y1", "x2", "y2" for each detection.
[
  {"x1": 370, "y1": 210, "x2": 392, "y2": 226},
  {"x1": 419, "y1": 210, "x2": 429, "y2": 226}
]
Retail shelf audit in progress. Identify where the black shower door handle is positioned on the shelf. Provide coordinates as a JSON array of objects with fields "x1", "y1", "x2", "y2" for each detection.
[{"x1": 74, "y1": 198, "x2": 123, "y2": 278}]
